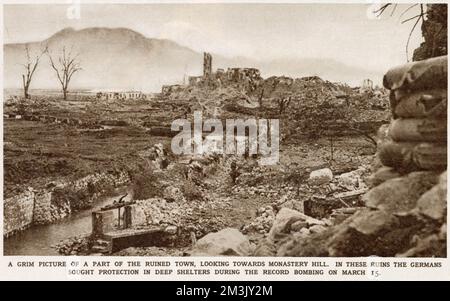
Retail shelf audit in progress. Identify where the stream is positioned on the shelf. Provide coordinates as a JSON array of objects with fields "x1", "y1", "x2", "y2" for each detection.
[{"x1": 3, "y1": 194, "x2": 121, "y2": 256}]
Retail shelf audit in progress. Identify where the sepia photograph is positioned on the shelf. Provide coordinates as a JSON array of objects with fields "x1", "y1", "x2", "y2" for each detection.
[{"x1": 2, "y1": 2, "x2": 447, "y2": 260}]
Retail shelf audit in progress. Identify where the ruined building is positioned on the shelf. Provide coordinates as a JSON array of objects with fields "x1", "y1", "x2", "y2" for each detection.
[
  {"x1": 359, "y1": 78, "x2": 374, "y2": 93},
  {"x1": 203, "y1": 52, "x2": 212, "y2": 78},
  {"x1": 161, "y1": 84, "x2": 185, "y2": 96},
  {"x1": 196, "y1": 52, "x2": 262, "y2": 91},
  {"x1": 225, "y1": 68, "x2": 261, "y2": 82},
  {"x1": 362, "y1": 79, "x2": 373, "y2": 91},
  {"x1": 96, "y1": 90, "x2": 145, "y2": 101},
  {"x1": 164, "y1": 52, "x2": 262, "y2": 95}
]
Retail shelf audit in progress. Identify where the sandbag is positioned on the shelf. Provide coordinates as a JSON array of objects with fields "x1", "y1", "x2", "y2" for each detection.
[
  {"x1": 378, "y1": 141, "x2": 447, "y2": 171},
  {"x1": 383, "y1": 55, "x2": 447, "y2": 91},
  {"x1": 388, "y1": 118, "x2": 447, "y2": 142},
  {"x1": 378, "y1": 141, "x2": 417, "y2": 170},
  {"x1": 394, "y1": 89, "x2": 447, "y2": 118},
  {"x1": 414, "y1": 142, "x2": 448, "y2": 170},
  {"x1": 368, "y1": 166, "x2": 402, "y2": 188}
]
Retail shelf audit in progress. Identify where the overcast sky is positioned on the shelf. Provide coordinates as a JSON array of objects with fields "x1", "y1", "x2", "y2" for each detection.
[{"x1": 3, "y1": 3, "x2": 424, "y2": 72}]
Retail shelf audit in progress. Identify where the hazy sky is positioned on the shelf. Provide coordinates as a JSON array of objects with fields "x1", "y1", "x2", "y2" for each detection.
[{"x1": 3, "y1": 3, "x2": 424, "y2": 72}]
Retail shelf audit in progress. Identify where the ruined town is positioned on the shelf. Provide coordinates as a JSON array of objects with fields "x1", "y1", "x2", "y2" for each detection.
[{"x1": 2, "y1": 3, "x2": 447, "y2": 258}]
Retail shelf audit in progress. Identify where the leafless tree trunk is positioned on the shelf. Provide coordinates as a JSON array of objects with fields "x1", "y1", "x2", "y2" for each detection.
[
  {"x1": 47, "y1": 46, "x2": 81, "y2": 101},
  {"x1": 21, "y1": 45, "x2": 44, "y2": 99}
]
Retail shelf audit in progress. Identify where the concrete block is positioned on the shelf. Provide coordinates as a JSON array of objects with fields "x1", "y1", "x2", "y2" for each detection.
[{"x1": 92, "y1": 210, "x2": 115, "y2": 237}]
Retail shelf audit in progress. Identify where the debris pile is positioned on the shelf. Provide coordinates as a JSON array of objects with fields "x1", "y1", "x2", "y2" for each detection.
[
  {"x1": 122, "y1": 196, "x2": 233, "y2": 249},
  {"x1": 53, "y1": 235, "x2": 91, "y2": 255},
  {"x1": 118, "y1": 147, "x2": 237, "y2": 248},
  {"x1": 240, "y1": 163, "x2": 369, "y2": 239},
  {"x1": 242, "y1": 205, "x2": 275, "y2": 234}
]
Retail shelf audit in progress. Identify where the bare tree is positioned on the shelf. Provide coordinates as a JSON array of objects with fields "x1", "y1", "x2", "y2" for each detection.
[
  {"x1": 20, "y1": 44, "x2": 45, "y2": 99},
  {"x1": 47, "y1": 46, "x2": 81, "y2": 100}
]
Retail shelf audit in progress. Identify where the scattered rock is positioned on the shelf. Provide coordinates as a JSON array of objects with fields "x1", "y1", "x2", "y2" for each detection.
[
  {"x1": 163, "y1": 186, "x2": 185, "y2": 203},
  {"x1": 439, "y1": 223, "x2": 447, "y2": 240},
  {"x1": 397, "y1": 233, "x2": 446, "y2": 257},
  {"x1": 165, "y1": 225, "x2": 178, "y2": 235},
  {"x1": 415, "y1": 171, "x2": 447, "y2": 220},
  {"x1": 298, "y1": 227, "x2": 311, "y2": 236},
  {"x1": 308, "y1": 168, "x2": 333, "y2": 186},
  {"x1": 326, "y1": 208, "x2": 418, "y2": 257},
  {"x1": 268, "y1": 208, "x2": 323, "y2": 241},
  {"x1": 336, "y1": 169, "x2": 364, "y2": 190},
  {"x1": 363, "y1": 171, "x2": 439, "y2": 215},
  {"x1": 348, "y1": 209, "x2": 399, "y2": 236},
  {"x1": 189, "y1": 228, "x2": 251, "y2": 256},
  {"x1": 242, "y1": 206, "x2": 275, "y2": 234},
  {"x1": 309, "y1": 224, "x2": 327, "y2": 234},
  {"x1": 54, "y1": 235, "x2": 90, "y2": 255},
  {"x1": 290, "y1": 220, "x2": 308, "y2": 232},
  {"x1": 253, "y1": 239, "x2": 277, "y2": 256},
  {"x1": 279, "y1": 198, "x2": 304, "y2": 212}
]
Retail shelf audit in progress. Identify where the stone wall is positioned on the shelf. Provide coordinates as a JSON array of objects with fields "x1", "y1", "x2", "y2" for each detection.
[
  {"x1": 34, "y1": 170, "x2": 130, "y2": 225},
  {"x1": 32, "y1": 191, "x2": 65, "y2": 225},
  {"x1": 3, "y1": 189, "x2": 35, "y2": 237},
  {"x1": 3, "y1": 113, "x2": 119, "y2": 129},
  {"x1": 4, "y1": 170, "x2": 130, "y2": 236}
]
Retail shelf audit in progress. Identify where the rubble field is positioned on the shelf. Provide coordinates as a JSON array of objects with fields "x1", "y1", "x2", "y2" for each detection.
[{"x1": 4, "y1": 66, "x2": 445, "y2": 257}]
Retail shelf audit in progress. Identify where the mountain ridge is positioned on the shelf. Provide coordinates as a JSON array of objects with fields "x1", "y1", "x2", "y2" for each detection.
[{"x1": 4, "y1": 27, "x2": 382, "y2": 92}]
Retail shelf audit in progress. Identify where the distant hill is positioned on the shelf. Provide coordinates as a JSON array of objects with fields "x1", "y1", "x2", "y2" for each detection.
[{"x1": 4, "y1": 27, "x2": 382, "y2": 92}]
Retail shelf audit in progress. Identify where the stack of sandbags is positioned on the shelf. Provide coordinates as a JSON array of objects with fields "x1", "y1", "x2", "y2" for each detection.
[{"x1": 377, "y1": 55, "x2": 447, "y2": 174}]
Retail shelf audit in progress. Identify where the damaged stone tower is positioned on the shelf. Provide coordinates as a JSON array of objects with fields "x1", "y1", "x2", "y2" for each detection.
[{"x1": 203, "y1": 52, "x2": 212, "y2": 79}]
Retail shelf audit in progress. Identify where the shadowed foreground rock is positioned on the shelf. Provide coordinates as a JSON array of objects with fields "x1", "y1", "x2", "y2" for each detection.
[{"x1": 189, "y1": 228, "x2": 252, "y2": 256}]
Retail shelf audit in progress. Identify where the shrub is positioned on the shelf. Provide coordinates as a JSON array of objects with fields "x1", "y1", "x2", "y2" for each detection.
[
  {"x1": 181, "y1": 180, "x2": 204, "y2": 202},
  {"x1": 130, "y1": 168, "x2": 163, "y2": 200}
]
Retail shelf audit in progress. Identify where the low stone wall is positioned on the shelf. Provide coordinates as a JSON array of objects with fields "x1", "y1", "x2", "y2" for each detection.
[
  {"x1": 3, "y1": 189, "x2": 35, "y2": 237},
  {"x1": 32, "y1": 191, "x2": 72, "y2": 225},
  {"x1": 4, "y1": 170, "x2": 130, "y2": 236},
  {"x1": 73, "y1": 171, "x2": 130, "y2": 192},
  {"x1": 34, "y1": 170, "x2": 130, "y2": 225},
  {"x1": 4, "y1": 113, "x2": 128, "y2": 129},
  {"x1": 5, "y1": 113, "x2": 87, "y2": 126}
]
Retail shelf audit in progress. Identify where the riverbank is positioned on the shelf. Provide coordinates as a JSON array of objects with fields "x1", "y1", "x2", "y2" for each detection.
[
  {"x1": 3, "y1": 113, "x2": 173, "y2": 237},
  {"x1": 3, "y1": 192, "x2": 124, "y2": 255},
  {"x1": 4, "y1": 170, "x2": 130, "y2": 238}
]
